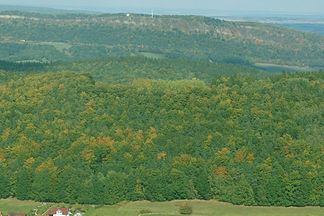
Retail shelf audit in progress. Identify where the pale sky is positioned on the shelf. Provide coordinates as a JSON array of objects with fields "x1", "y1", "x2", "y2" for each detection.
[{"x1": 1, "y1": 0, "x2": 323, "y2": 14}]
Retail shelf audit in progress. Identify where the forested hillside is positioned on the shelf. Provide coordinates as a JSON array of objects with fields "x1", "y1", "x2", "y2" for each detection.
[
  {"x1": 0, "y1": 71, "x2": 323, "y2": 206},
  {"x1": 48, "y1": 57, "x2": 268, "y2": 84},
  {"x1": 0, "y1": 11, "x2": 324, "y2": 67},
  {"x1": 0, "y1": 57, "x2": 268, "y2": 84}
]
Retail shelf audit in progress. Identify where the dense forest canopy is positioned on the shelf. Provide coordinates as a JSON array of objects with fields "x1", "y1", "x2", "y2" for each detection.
[
  {"x1": 0, "y1": 57, "x2": 268, "y2": 84},
  {"x1": 0, "y1": 70, "x2": 323, "y2": 206},
  {"x1": 46, "y1": 57, "x2": 269, "y2": 84},
  {"x1": 0, "y1": 8, "x2": 323, "y2": 208},
  {"x1": 0, "y1": 11, "x2": 324, "y2": 67}
]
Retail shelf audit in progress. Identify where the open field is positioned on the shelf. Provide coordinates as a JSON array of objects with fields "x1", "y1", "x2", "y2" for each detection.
[
  {"x1": 137, "y1": 51, "x2": 166, "y2": 59},
  {"x1": 0, "y1": 199, "x2": 39, "y2": 215},
  {"x1": 37, "y1": 41, "x2": 72, "y2": 52},
  {"x1": 254, "y1": 62, "x2": 314, "y2": 72},
  {"x1": 0, "y1": 199, "x2": 323, "y2": 216}
]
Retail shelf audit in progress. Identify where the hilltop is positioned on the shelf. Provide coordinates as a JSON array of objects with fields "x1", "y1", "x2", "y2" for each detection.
[
  {"x1": 0, "y1": 11, "x2": 324, "y2": 68},
  {"x1": 0, "y1": 71, "x2": 323, "y2": 206}
]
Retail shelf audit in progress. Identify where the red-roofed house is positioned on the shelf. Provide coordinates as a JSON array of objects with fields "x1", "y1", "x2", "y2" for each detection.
[
  {"x1": 8, "y1": 213, "x2": 26, "y2": 216},
  {"x1": 47, "y1": 208, "x2": 71, "y2": 216}
]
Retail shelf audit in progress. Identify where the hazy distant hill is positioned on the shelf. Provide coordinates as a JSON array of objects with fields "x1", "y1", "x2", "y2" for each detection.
[
  {"x1": 0, "y1": 4, "x2": 95, "y2": 14},
  {"x1": 279, "y1": 23, "x2": 324, "y2": 36},
  {"x1": 215, "y1": 16, "x2": 324, "y2": 36},
  {"x1": 0, "y1": 11, "x2": 324, "y2": 68}
]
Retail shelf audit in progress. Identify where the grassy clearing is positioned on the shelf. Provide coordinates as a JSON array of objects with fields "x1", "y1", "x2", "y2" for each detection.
[
  {"x1": 254, "y1": 62, "x2": 313, "y2": 72},
  {"x1": 0, "y1": 198, "x2": 39, "y2": 215},
  {"x1": 137, "y1": 52, "x2": 166, "y2": 59},
  {"x1": 3, "y1": 40, "x2": 72, "y2": 53},
  {"x1": 37, "y1": 42, "x2": 72, "y2": 53},
  {"x1": 0, "y1": 199, "x2": 323, "y2": 216}
]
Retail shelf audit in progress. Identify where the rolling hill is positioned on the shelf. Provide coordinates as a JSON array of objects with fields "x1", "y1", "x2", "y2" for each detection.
[{"x1": 0, "y1": 11, "x2": 324, "y2": 68}]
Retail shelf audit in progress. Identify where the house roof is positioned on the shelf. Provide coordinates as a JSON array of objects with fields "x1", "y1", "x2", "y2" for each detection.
[
  {"x1": 8, "y1": 213, "x2": 26, "y2": 216},
  {"x1": 47, "y1": 208, "x2": 69, "y2": 215}
]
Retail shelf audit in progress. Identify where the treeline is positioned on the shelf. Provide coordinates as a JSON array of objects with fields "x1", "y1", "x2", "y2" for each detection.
[
  {"x1": 0, "y1": 71, "x2": 323, "y2": 206},
  {"x1": 0, "y1": 60, "x2": 46, "y2": 72},
  {"x1": 0, "y1": 61, "x2": 45, "y2": 84}
]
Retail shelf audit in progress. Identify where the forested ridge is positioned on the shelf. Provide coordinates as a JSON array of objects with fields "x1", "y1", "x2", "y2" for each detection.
[
  {"x1": 0, "y1": 70, "x2": 323, "y2": 206},
  {"x1": 46, "y1": 57, "x2": 268, "y2": 84},
  {"x1": 0, "y1": 11, "x2": 324, "y2": 67},
  {"x1": 0, "y1": 57, "x2": 268, "y2": 84}
]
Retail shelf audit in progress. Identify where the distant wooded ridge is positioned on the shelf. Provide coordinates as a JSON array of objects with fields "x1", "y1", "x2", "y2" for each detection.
[{"x1": 0, "y1": 11, "x2": 324, "y2": 68}]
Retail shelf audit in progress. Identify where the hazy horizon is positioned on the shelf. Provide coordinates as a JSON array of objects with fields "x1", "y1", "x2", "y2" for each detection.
[{"x1": 0, "y1": 0, "x2": 324, "y2": 15}]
